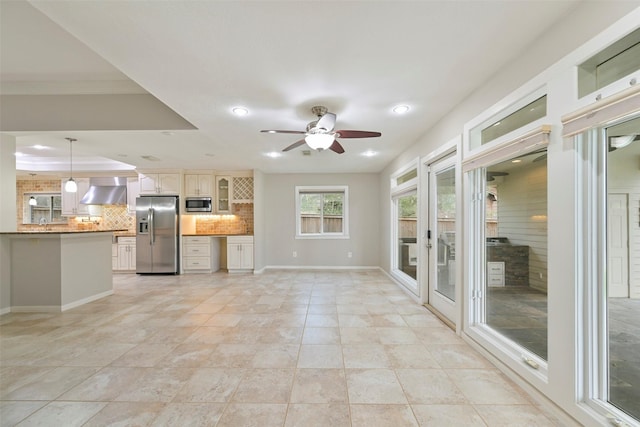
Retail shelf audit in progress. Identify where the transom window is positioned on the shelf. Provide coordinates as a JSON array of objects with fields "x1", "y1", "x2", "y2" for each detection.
[{"x1": 295, "y1": 186, "x2": 349, "y2": 239}]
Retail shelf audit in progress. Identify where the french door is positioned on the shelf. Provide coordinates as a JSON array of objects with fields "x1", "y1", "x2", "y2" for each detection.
[{"x1": 426, "y1": 154, "x2": 457, "y2": 323}]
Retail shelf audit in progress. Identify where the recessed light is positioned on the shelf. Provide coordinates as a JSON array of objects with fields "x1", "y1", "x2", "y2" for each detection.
[
  {"x1": 392, "y1": 105, "x2": 410, "y2": 114},
  {"x1": 33, "y1": 145, "x2": 47, "y2": 150},
  {"x1": 512, "y1": 159, "x2": 522, "y2": 163},
  {"x1": 492, "y1": 121, "x2": 501, "y2": 127},
  {"x1": 14, "y1": 152, "x2": 24, "y2": 157},
  {"x1": 265, "y1": 151, "x2": 281, "y2": 158},
  {"x1": 362, "y1": 150, "x2": 378, "y2": 157},
  {"x1": 232, "y1": 107, "x2": 249, "y2": 116}
]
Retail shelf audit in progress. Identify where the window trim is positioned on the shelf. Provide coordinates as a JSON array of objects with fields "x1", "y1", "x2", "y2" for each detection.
[
  {"x1": 295, "y1": 185, "x2": 349, "y2": 240},
  {"x1": 465, "y1": 139, "x2": 550, "y2": 379},
  {"x1": 576, "y1": 117, "x2": 640, "y2": 426}
]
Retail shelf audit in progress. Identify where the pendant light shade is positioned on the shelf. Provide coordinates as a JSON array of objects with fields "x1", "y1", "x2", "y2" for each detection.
[
  {"x1": 65, "y1": 137, "x2": 77, "y2": 193},
  {"x1": 29, "y1": 196, "x2": 37, "y2": 206},
  {"x1": 65, "y1": 178, "x2": 77, "y2": 193}
]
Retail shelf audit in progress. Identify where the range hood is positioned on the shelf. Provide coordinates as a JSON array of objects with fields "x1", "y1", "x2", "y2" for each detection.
[{"x1": 80, "y1": 177, "x2": 128, "y2": 205}]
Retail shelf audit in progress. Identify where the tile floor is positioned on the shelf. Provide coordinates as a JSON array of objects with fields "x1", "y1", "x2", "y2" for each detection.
[{"x1": 1, "y1": 270, "x2": 563, "y2": 426}]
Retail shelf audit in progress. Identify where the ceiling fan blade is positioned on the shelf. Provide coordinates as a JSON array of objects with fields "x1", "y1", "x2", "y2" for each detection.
[
  {"x1": 316, "y1": 112, "x2": 336, "y2": 132},
  {"x1": 335, "y1": 130, "x2": 381, "y2": 138},
  {"x1": 282, "y1": 139, "x2": 306, "y2": 152},
  {"x1": 329, "y1": 140, "x2": 345, "y2": 154},
  {"x1": 261, "y1": 130, "x2": 306, "y2": 135}
]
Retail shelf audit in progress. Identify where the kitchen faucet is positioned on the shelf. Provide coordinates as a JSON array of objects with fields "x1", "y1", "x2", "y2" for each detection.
[{"x1": 39, "y1": 217, "x2": 49, "y2": 230}]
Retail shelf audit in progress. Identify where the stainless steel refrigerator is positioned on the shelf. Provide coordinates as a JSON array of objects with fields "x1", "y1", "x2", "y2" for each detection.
[{"x1": 136, "y1": 196, "x2": 180, "y2": 274}]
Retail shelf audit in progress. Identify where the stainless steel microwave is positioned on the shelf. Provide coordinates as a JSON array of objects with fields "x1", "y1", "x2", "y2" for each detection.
[{"x1": 185, "y1": 197, "x2": 212, "y2": 212}]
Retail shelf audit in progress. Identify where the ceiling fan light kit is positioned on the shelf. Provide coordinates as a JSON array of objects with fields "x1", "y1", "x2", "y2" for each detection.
[
  {"x1": 305, "y1": 133, "x2": 335, "y2": 150},
  {"x1": 261, "y1": 105, "x2": 381, "y2": 154}
]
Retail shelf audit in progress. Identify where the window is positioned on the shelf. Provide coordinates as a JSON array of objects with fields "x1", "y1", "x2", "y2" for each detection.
[
  {"x1": 390, "y1": 160, "x2": 419, "y2": 294},
  {"x1": 295, "y1": 186, "x2": 348, "y2": 238},
  {"x1": 465, "y1": 125, "x2": 550, "y2": 371},
  {"x1": 469, "y1": 90, "x2": 547, "y2": 150},
  {"x1": 578, "y1": 27, "x2": 640, "y2": 98},
  {"x1": 578, "y1": 114, "x2": 640, "y2": 423},
  {"x1": 23, "y1": 193, "x2": 66, "y2": 224}
]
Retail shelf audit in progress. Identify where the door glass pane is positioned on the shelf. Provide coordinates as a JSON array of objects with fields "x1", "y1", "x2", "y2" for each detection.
[
  {"x1": 484, "y1": 148, "x2": 548, "y2": 360},
  {"x1": 435, "y1": 167, "x2": 456, "y2": 300},
  {"x1": 606, "y1": 116, "x2": 640, "y2": 419},
  {"x1": 398, "y1": 193, "x2": 417, "y2": 280}
]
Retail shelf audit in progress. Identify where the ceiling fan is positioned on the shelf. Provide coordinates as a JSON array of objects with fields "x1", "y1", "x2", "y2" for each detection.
[{"x1": 260, "y1": 105, "x2": 381, "y2": 154}]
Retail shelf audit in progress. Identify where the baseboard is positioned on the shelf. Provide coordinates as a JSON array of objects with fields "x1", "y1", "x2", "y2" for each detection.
[
  {"x1": 10, "y1": 305, "x2": 61, "y2": 313},
  {"x1": 61, "y1": 290, "x2": 114, "y2": 312},
  {"x1": 264, "y1": 265, "x2": 380, "y2": 271},
  {"x1": 0, "y1": 306, "x2": 11, "y2": 315}
]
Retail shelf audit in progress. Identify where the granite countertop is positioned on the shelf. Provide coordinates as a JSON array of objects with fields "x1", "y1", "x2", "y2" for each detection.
[{"x1": 1, "y1": 229, "x2": 129, "y2": 235}]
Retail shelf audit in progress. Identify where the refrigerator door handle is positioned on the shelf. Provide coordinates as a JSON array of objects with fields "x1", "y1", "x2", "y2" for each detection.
[{"x1": 149, "y1": 208, "x2": 155, "y2": 245}]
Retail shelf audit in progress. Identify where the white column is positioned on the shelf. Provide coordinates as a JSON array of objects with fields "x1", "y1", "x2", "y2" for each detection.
[
  {"x1": 0, "y1": 134, "x2": 17, "y2": 313},
  {"x1": 0, "y1": 134, "x2": 17, "y2": 232}
]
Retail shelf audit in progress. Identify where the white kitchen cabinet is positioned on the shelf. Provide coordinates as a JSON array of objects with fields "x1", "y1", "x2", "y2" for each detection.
[
  {"x1": 226, "y1": 235, "x2": 253, "y2": 272},
  {"x1": 114, "y1": 237, "x2": 136, "y2": 271},
  {"x1": 112, "y1": 243, "x2": 118, "y2": 270},
  {"x1": 139, "y1": 173, "x2": 180, "y2": 195},
  {"x1": 184, "y1": 174, "x2": 213, "y2": 197},
  {"x1": 183, "y1": 236, "x2": 220, "y2": 273},
  {"x1": 215, "y1": 176, "x2": 232, "y2": 213},
  {"x1": 487, "y1": 261, "x2": 505, "y2": 287},
  {"x1": 126, "y1": 178, "x2": 140, "y2": 215},
  {"x1": 61, "y1": 178, "x2": 90, "y2": 216}
]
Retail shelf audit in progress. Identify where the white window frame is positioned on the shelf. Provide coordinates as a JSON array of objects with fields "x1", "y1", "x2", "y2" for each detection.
[
  {"x1": 576, "y1": 118, "x2": 640, "y2": 427},
  {"x1": 390, "y1": 159, "x2": 420, "y2": 295},
  {"x1": 464, "y1": 127, "x2": 551, "y2": 380},
  {"x1": 295, "y1": 185, "x2": 349, "y2": 239}
]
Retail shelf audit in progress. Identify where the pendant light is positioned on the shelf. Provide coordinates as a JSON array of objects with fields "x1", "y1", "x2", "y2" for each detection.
[
  {"x1": 64, "y1": 137, "x2": 77, "y2": 193},
  {"x1": 28, "y1": 173, "x2": 38, "y2": 205}
]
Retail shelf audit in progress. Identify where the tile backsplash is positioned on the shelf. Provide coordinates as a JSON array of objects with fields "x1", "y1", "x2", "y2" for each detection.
[
  {"x1": 17, "y1": 179, "x2": 136, "y2": 233},
  {"x1": 194, "y1": 203, "x2": 254, "y2": 235}
]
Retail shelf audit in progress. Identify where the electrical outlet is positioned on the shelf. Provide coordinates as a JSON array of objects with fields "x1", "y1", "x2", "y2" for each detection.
[
  {"x1": 293, "y1": 251, "x2": 297, "y2": 258},
  {"x1": 347, "y1": 251, "x2": 353, "y2": 258}
]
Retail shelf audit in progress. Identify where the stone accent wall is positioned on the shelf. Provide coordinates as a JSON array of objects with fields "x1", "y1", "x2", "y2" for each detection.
[
  {"x1": 195, "y1": 203, "x2": 254, "y2": 235},
  {"x1": 487, "y1": 244, "x2": 529, "y2": 287}
]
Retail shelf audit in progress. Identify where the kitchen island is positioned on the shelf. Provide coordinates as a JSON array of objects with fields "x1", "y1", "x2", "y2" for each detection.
[{"x1": 0, "y1": 230, "x2": 123, "y2": 313}]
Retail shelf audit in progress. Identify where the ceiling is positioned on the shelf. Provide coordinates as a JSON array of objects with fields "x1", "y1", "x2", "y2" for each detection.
[{"x1": 1, "y1": 0, "x2": 582, "y2": 175}]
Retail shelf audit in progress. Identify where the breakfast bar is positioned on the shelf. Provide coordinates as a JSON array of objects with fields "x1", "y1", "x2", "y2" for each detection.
[{"x1": 0, "y1": 230, "x2": 120, "y2": 313}]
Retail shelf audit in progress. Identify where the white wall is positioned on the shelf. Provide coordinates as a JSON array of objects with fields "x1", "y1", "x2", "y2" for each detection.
[
  {"x1": 263, "y1": 173, "x2": 379, "y2": 268},
  {"x1": 253, "y1": 169, "x2": 266, "y2": 272}
]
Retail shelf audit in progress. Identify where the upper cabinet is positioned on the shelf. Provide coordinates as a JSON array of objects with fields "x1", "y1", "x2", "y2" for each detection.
[
  {"x1": 139, "y1": 173, "x2": 180, "y2": 195},
  {"x1": 61, "y1": 178, "x2": 90, "y2": 216},
  {"x1": 184, "y1": 174, "x2": 213, "y2": 197},
  {"x1": 215, "y1": 176, "x2": 231, "y2": 213},
  {"x1": 126, "y1": 178, "x2": 140, "y2": 214},
  {"x1": 232, "y1": 176, "x2": 254, "y2": 204}
]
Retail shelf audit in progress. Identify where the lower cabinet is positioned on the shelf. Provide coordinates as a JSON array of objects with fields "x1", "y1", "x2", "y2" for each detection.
[
  {"x1": 226, "y1": 236, "x2": 254, "y2": 272},
  {"x1": 183, "y1": 236, "x2": 220, "y2": 273},
  {"x1": 114, "y1": 237, "x2": 136, "y2": 272}
]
